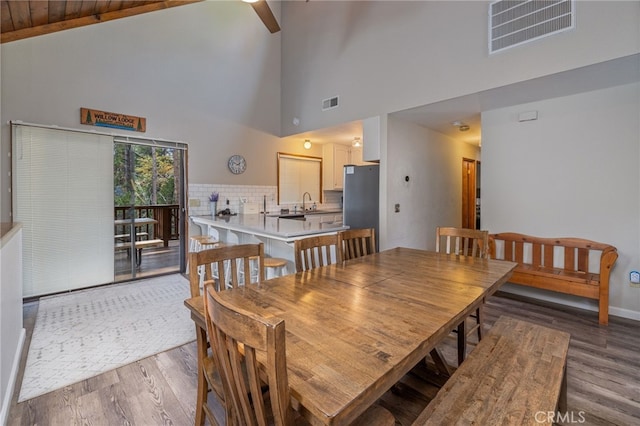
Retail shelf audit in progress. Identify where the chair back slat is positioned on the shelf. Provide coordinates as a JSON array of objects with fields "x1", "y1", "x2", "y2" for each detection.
[
  {"x1": 435, "y1": 227, "x2": 488, "y2": 259},
  {"x1": 204, "y1": 285, "x2": 293, "y2": 426},
  {"x1": 294, "y1": 234, "x2": 341, "y2": 271},
  {"x1": 188, "y1": 243, "x2": 265, "y2": 296},
  {"x1": 339, "y1": 228, "x2": 377, "y2": 261}
]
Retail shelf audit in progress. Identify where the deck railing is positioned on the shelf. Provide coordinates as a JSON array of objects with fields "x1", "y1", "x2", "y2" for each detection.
[{"x1": 114, "y1": 204, "x2": 180, "y2": 246}]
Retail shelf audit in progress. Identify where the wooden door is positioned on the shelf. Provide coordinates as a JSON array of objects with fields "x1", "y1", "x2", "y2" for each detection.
[{"x1": 462, "y1": 159, "x2": 477, "y2": 229}]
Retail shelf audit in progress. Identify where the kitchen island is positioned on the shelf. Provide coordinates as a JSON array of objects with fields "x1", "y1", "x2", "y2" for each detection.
[{"x1": 190, "y1": 214, "x2": 348, "y2": 274}]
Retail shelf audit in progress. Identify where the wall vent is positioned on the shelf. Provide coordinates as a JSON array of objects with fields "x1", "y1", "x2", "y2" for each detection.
[
  {"x1": 489, "y1": 0, "x2": 575, "y2": 54},
  {"x1": 322, "y1": 96, "x2": 339, "y2": 111}
]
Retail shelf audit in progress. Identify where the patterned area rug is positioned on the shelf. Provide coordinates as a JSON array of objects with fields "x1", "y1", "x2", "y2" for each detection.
[{"x1": 18, "y1": 274, "x2": 194, "y2": 402}]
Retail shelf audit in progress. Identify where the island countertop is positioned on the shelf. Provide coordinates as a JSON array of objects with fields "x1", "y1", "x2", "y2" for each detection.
[{"x1": 191, "y1": 214, "x2": 348, "y2": 242}]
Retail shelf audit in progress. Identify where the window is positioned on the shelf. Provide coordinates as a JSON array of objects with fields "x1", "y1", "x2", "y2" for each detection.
[{"x1": 277, "y1": 153, "x2": 322, "y2": 205}]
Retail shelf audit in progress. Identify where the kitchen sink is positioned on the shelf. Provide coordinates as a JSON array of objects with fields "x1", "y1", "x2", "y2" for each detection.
[{"x1": 279, "y1": 214, "x2": 306, "y2": 220}]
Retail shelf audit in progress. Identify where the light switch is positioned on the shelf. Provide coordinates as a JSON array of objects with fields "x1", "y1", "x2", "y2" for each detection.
[{"x1": 394, "y1": 204, "x2": 400, "y2": 213}]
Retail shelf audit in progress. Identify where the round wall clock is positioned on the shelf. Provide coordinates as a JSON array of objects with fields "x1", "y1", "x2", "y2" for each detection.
[{"x1": 228, "y1": 154, "x2": 247, "y2": 174}]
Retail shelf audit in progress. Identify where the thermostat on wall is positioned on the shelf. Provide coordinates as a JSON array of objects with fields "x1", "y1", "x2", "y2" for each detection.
[{"x1": 630, "y1": 271, "x2": 640, "y2": 284}]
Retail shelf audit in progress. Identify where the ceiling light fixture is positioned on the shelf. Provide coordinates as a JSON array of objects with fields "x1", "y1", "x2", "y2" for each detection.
[
  {"x1": 352, "y1": 137, "x2": 362, "y2": 148},
  {"x1": 459, "y1": 125, "x2": 470, "y2": 132},
  {"x1": 303, "y1": 139, "x2": 312, "y2": 149}
]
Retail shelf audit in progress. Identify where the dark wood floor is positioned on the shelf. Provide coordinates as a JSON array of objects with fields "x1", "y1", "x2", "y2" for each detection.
[{"x1": 7, "y1": 291, "x2": 640, "y2": 425}]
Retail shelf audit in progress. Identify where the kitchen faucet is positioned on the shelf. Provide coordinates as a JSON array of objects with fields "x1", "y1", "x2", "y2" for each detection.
[{"x1": 302, "y1": 192, "x2": 312, "y2": 212}]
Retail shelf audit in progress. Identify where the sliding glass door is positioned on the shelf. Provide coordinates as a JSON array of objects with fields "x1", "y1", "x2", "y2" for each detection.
[
  {"x1": 13, "y1": 123, "x2": 188, "y2": 297},
  {"x1": 113, "y1": 141, "x2": 187, "y2": 281}
]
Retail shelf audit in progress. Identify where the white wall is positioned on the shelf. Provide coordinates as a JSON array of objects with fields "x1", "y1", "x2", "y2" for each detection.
[
  {"x1": 280, "y1": 1, "x2": 640, "y2": 136},
  {"x1": 0, "y1": 1, "x2": 289, "y2": 221},
  {"x1": 482, "y1": 82, "x2": 640, "y2": 320},
  {"x1": 383, "y1": 117, "x2": 480, "y2": 251},
  {"x1": 279, "y1": 0, "x2": 640, "y2": 321},
  {"x1": 0, "y1": 226, "x2": 24, "y2": 425}
]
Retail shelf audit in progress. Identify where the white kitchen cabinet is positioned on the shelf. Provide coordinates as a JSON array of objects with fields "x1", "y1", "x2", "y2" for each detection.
[
  {"x1": 362, "y1": 115, "x2": 384, "y2": 162},
  {"x1": 350, "y1": 145, "x2": 366, "y2": 165},
  {"x1": 323, "y1": 143, "x2": 369, "y2": 190},
  {"x1": 323, "y1": 143, "x2": 350, "y2": 190}
]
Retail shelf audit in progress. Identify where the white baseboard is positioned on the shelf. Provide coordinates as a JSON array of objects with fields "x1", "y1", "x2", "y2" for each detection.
[
  {"x1": 609, "y1": 306, "x2": 640, "y2": 322},
  {"x1": 1, "y1": 328, "x2": 26, "y2": 426},
  {"x1": 499, "y1": 284, "x2": 640, "y2": 322}
]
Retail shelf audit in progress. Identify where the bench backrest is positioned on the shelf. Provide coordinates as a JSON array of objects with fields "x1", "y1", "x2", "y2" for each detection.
[{"x1": 489, "y1": 232, "x2": 617, "y2": 274}]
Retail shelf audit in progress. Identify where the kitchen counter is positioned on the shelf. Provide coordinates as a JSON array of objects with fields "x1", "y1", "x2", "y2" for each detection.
[{"x1": 191, "y1": 214, "x2": 348, "y2": 243}]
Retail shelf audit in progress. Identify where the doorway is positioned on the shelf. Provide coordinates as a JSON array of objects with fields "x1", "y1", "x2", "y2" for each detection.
[
  {"x1": 113, "y1": 141, "x2": 187, "y2": 281},
  {"x1": 462, "y1": 158, "x2": 480, "y2": 229}
]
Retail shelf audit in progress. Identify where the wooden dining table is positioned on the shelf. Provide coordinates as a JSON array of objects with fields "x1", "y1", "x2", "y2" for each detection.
[{"x1": 184, "y1": 247, "x2": 516, "y2": 425}]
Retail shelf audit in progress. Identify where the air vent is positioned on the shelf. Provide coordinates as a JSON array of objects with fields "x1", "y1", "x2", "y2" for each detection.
[
  {"x1": 322, "y1": 96, "x2": 339, "y2": 111},
  {"x1": 489, "y1": 0, "x2": 575, "y2": 54}
]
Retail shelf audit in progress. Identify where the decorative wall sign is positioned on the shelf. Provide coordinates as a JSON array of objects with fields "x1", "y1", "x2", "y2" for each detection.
[{"x1": 81, "y1": 108, "x2": 146, "y2": 132}]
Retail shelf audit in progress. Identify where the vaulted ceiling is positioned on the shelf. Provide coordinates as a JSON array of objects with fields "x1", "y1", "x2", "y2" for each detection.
[{"x1": 1, "y1": 0, "x2": 200, "y2": 44}]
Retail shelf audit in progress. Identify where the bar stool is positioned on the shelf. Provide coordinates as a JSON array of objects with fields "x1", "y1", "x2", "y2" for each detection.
[
  {"x1": 244, "y1": 256, "x2": 288, "y2": 281},
  {"x1": 189, "y1": 235, "x2": 230, "y2": 287},
  {"x1": 264, "y1": 257, "x2": 288, "y2": 279},
  {"x1": 189, "y1": 235, "x2": 220, "y2": 252}
]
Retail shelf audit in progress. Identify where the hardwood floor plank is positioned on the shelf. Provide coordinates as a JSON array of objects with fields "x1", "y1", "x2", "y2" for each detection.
[
  {"x1": 114, "y1": 358, "x2": 192, "y2": 425},
  {"x1": 569, "y1": 378, "x2": 640, "y2": 426},
  {"x1": 72, "y1": 385, "x2": 125, "y2": 425},
  {"x1": 154, "y1": 343, "x2": 199, "y2": 421}
]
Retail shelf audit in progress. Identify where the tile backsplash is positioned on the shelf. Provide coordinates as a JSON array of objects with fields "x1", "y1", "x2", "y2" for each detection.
[{"x1": 188, "y1": 184, "x2": 342, "y2": 216}]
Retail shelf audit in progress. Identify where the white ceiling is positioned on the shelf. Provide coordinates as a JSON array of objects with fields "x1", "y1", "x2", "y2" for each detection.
[{"x1": 285, "y1": 54, "x2": 639, "y2": 148}]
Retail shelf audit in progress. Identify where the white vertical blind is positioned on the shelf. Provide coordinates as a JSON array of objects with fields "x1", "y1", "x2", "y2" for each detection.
[
  {"x1": 277, "y1": 154, "x2": 321, "y2": 204},
  {"x1": 14, "y1": 125, "x2": 115, "y2": 297}
]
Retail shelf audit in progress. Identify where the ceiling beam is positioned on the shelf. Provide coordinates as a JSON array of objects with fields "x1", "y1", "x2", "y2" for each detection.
[{"x1": 1, "y1": 0, "x2": 202, "y2": 44}]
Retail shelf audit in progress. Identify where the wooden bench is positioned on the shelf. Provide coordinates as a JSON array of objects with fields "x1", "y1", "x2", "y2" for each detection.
[
  {"x1": 114, "y1": 232, "x2": 149, "y2": 241},
  {"x1": 489, "y1": 233, "x2": 617, "y2": 325},
  {"x1": 114, "y1": 239, "x2": 164, "y2": 266},
  {"x1": 413, "y1": 316, "x2": 570, "y2": 425}
]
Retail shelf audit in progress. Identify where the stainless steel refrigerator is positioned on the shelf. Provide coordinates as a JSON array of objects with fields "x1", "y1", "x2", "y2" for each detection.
[{"x1": 343, "y1": 164, "x2": 379, "y2": 250}]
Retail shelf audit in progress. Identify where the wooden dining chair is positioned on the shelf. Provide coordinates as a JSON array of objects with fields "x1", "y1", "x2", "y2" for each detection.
[
  {"x1": 338, "y1": 228, "x2": 376, "y2": 261},
  {"x1": 204, "y1": 284, "x2": 396, "y2": 426},
  {"x1": 188, "y1": 242, "x2": 265, "y2": 297},
  {"x1": 435, "y1": 226, "x2": 488, "y2": 258},
  {"x1": 435, "y1": 226, "x2": 489, "y2": 366},
  {"x1": 294, "y1": 234, "x2": 342, "y2": 271},
  {"x1": 188, "y1": 243, "x2": 265, "y2": 426}
]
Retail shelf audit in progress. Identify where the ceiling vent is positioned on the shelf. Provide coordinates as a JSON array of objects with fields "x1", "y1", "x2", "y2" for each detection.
[
  {"x1": 489, "y1": 0, "x2": 575, "y2": 54},
  {"x1": 322, "y1": 96, "x2": 339, "y2": 111}
]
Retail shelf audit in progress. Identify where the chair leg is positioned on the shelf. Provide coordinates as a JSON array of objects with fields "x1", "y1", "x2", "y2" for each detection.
[
  {"x1": 429, "y1": 348, "x2": 452, "y2": 377},
  {"x1": 195, "y1": 326, "x2": 208, "y2": 426},
  {"x1": 476, "y1": 305, "x2": 484, "y2": 341}
]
